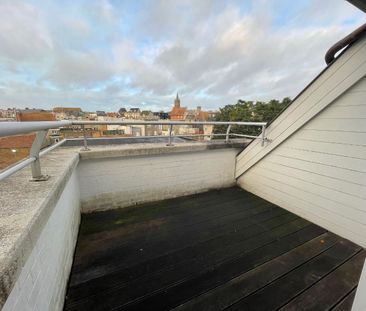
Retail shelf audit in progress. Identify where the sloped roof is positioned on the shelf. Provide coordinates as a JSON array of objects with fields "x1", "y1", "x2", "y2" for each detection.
[{"x1": 0, "y1": 134, "x2": 35, "y2": 148}]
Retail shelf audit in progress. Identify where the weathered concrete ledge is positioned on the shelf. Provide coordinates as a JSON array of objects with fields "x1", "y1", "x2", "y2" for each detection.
[
  {"x1": 77, "y1": 140, "x2": 249, "y2": 160},
  {"x1": 0, "y1": 148, "x2": 79, "y2": 308}
]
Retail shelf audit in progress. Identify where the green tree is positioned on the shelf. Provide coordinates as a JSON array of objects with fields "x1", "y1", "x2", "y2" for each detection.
[{"x1": 214, "y1": 97, "x2": 291, "y2": 137}]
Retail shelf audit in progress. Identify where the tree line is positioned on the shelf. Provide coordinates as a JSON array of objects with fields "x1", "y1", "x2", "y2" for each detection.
[{"x1": 214, "y1": 97, "x2": 292, "y2": 136}]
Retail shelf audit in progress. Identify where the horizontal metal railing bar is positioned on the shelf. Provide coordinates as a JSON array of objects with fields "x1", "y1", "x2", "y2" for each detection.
[
  {"x1": 71, "y1": 120, "x2": 267, "y2": 126},
  {"x1": 0, "y1": 139, "x2": 66, "y2": 181},
  {"x1": 0, "y1": 120, "x2": 266, "y2": 138},
  {"x1": 0, "y1": 157, "x2": 36, "y2": 181},
  {"x1": 39, "y1": 139, "x2": 66, "y2": 156},
  {"x1": 0, "y1": 121, "x2": 73, "y2": 137},
  {"x1": 231, "y1": 133, "x2": 260, "y2": 139}
]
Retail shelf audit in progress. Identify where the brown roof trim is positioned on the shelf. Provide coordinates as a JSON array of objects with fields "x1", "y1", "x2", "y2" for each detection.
[{"x1": 325, "y1": 23, "x2": 366, "y2": 65}]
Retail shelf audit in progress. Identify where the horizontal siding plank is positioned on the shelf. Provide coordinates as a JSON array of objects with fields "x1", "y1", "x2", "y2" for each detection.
[
  {"x1": 238, "y1": 174, "x2": 366, "y2": 247},
  {"x1": 317, "y1": 104, "x2": 366, "y2": 118},
  {"x1": 252, "y1": 165, "x2": 366, "y2": 212},
  {"x1": 280, "y1": 139, "x2": 366, "y2": 159},
  {"x1": 257, "y1": 160, "x2": 366, "y2": 199},
  {"x1": 303, "y1": 117, "x2": 366, "y2": 132},
  {"x1": 294, "y1": 129, "x2": 366, "y2": 146},
  {"x1": 272, "y1": 147, "x2": 366, "y2": 173},
  {"x1": 266, "y1": 154, "x2": 366, "y2": 186}
]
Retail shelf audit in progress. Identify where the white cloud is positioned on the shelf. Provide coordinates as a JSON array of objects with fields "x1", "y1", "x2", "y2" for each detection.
[
  {"x1": 0, "y1": 1, "x2": 53, "y2": 65},
  {"x1": 45, "y1": 51, "x2": 114, "y2": 86},
  {"x1": 0, "y1": 0, "x2": 364, "y2": 111}
]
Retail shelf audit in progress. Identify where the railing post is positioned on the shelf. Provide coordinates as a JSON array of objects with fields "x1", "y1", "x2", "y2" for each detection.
[
  {"x1": 82, "y1": 125, "x2": 90, "y2": 151},
  {"x1": 167, "y1": 124, "x2": 174, "y2": 146},
  {"x1": 225, "y1": 125, "x2": 232, "y2": 143},
  {"x1": 30, "y1": 130, "x2": 49, "y2": 181},
  {"x1": 261, "y1": 124, "x2": 266, "y2": 147}
]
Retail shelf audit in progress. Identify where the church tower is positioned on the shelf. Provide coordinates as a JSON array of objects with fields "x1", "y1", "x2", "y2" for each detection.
[{"x1": 174, "y1": 93, "x2": 181, "y2": 108}]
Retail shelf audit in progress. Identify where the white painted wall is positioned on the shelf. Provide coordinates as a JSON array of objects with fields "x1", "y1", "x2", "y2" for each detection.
[
  {"x1": 2, "y1": 171, "x2": 80, "y2": 311},
  {"x1": 237, "y1": 76, "x2": 366, "y2": 247},
  {"x1": 353, "y1": 260, "x2": 366, "y2": 311},
  {"x1": 78, "y1": 148, "x2": 239, "y2": 212}
]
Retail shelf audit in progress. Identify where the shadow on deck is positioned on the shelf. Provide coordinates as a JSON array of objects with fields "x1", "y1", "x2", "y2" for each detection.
[{"x1": 64, "y1": 187, "x2": 365, "y2": 311}]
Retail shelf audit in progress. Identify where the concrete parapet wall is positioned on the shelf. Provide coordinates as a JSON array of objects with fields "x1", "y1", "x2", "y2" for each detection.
[
  {"x1": 78, "y1": 145, "x2": 240, "y2": 213},
  {"x1": 2, "y1": 171, "x2": 80, "y2": 311},
  {"x1": 0, "y1": 149, "x2": 80, "y2": 311}
]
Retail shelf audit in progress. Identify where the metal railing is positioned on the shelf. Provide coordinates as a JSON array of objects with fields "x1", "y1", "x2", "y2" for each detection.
[{"x1": 0, "y1": 120, "x2": 267, "y2": 181}]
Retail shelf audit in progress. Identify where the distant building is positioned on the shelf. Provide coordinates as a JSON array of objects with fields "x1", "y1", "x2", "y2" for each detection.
[
  {"x1": 53, "y1": 107, "x2": 82, "y2": 120},
  {"x1": 118, "y1": 108, "x2": 127, "y2": 117},
  {"x1": 153, "y1": 111, "x2": 169, "y2": 119},
  {"x1": 53, "y1": 107, "x2": 82, "y2": 114},
  {"x1": 207, "y1": 111, "x2": 218, "y2": 120},
  {"x1": 96, "y1": 111, "x2": 107, "y2": 117},
  {"x1": 106, "y1": 112, "x2": 119, "y2": 118},
  {"x1": 169, "y1": 93, "x2": 187, "y2": 120},
  {"x1": 125, "y1": 108, "x2": 141, "y2": 119},
  {"x1": 16, "y1": 109, "x2": 56, "y2": 121},
  {"x1": 169, "y1": 94, "x2": 210, "y2": 122},
  {"x1": 0, "y1": 108, "x2": 17, "y2": 120}
]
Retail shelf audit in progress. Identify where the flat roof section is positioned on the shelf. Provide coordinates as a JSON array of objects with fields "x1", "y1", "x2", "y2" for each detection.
[{"x1": 64, "y1": 187, "x2": 365, "y2": 310}]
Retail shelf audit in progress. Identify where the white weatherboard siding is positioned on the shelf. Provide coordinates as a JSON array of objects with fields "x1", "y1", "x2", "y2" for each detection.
[
  {"x1": 2, "y1": 171, "x2": 80, "y2": 311},
  {"x1": 78, "y1": 148, "x2": 239, "y2": 212},
  {"x1": 237, "y1": 75, "x2": 366, "y2": 248}
]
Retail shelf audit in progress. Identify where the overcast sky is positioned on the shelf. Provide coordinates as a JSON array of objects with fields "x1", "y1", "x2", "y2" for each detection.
[{"x1": 0, "y1": 0, "x2": 364, "y2": 112}]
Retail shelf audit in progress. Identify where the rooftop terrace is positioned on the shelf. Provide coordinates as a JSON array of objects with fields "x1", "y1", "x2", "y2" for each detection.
[
  {"x1": 1, "y1": 8, "x2": 366, "y2": 311},
  {"x1": 64, "y1": 187, "x2": 365, "y2": 311}
]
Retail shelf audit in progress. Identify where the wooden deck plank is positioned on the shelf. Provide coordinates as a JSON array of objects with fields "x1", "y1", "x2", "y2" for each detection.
[
  {"x1": 226, "y1": 241, "x2": 362, "y2": 311},
  {"x1": 332, "y1": 288, "x2": 357, "y2": 311},
  {"x1": 63, "y1": 187, "x2": 365, "y2": 311},
  {"x1": 70, "y1": 199, "x2": 286, "y2": 285},
  {"x1": 173, "y1": 232, "x2": 340, "y2": 311},
  {"x1": 72, "y1": 191, "x2": 270, "y2": 266},
  {"x1": 78, "y1": 188, "x2": 251, "y2": 237},
  {"x1": 70, "y1": 225, "x2": 324, "y2": 311},
  {"x1": 279, "y1": 250, "x2": 365, "y2": 311},
  {"x1": 67, "y1": 211, "x2": 299, "y2": 300}
]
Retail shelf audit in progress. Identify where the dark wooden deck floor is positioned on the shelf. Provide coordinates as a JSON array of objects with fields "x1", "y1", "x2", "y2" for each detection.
[{"x1": 64, "y1": 187, "x2": 365, "y2": 311}]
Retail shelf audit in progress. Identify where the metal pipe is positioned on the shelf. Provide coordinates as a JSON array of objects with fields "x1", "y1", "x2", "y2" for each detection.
[
  {"x1": 72, "y1": 120, "x2": 267, "y2": 126},
  {"x1": 261, "y1": 125, "x2": 266, "y2": 147},
  {"x1": 29, "y1": 130, "x2": 49, "y2": 181},
  {"x1": 325, "y1": 23, "x2": 366, "y2": 65},
  {"x1": 167, "y1": 125, "x2": 173, "y2": 146},
  {"x1": 39, "y1": 139, "x2": 66, "y2": 156},
  {"x1": 225, "y1": 125, "x2": 232, "y2": 143},
  {"x1": 0, "y1": 157, "x2": 36, "y2": 181},
  {"x1": 230, "y1": 133, "x2": 260, "y2": 139},
  {"x1": 0, "y1": 121, "x2": 72, "y2": 137},
  {"x1": 82, "y1": 125, "x2": 89, "y2": 151},
  {"x1": 0, "y1": 140, "x2": 66, "y2": 181}
]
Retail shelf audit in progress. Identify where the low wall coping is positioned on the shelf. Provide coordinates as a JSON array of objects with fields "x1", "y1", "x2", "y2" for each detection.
[
  {"x1": 0, "y1": 148, "x2": 79, "y2": 308},
  {"x1": 77, "y1": 141, "x2": 248, "y2": 160}
]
